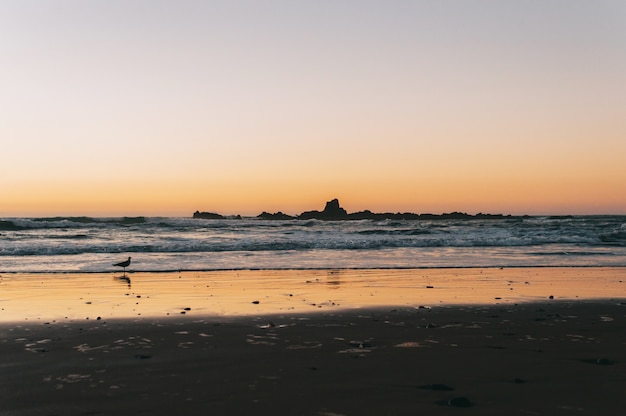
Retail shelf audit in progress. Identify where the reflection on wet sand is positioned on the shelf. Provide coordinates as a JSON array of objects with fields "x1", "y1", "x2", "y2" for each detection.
[
  {"x1": 326, "y1": 269, "x2": 342, "y2": 288},
  {"x1": 0, "y1": 267, "x2": 624, "y2": 322},
  {"x1": 115, "y1": 275, "x2": 131, "y2": 288}
]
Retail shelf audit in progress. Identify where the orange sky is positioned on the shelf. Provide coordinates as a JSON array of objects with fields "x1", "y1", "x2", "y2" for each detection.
[{"x1": 1, "y1": 1, "x2": 625, "y2": 217}]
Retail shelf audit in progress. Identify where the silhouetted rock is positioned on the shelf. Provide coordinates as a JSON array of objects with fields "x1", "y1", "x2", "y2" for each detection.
[
  {"x1": 194, "y1": 198, "x2": 519, "y2": 221},
  {"x1": 257, "y1": 211, "x2": 296, "y2": 220},
  {"x1": 297, "y1": 210, "x2": 321, "y2": 220},
  {"x1": 193, "y1": 211, "x2": 226, "y2": 219},
  {"x1": 325, "y1": 199, "x2": 347, "y2": 215},
  {"x1": 299, "y1": 198, "x2": 348, "y2": 220}
]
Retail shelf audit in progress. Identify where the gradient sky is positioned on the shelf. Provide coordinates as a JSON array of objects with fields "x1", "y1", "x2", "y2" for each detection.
[{"x1": 2, "y1": 0, "x2": 625, "y2": 216}]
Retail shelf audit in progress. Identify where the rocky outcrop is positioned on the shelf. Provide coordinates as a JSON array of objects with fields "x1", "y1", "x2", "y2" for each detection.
[
  {"x1": 193, "y1": 198, "x2": 517, "y2": 221},
  {"x1": 257, "y1": 211, "x2": 296, "y2": 220},
  {"x1": 298, "y1": 199, "x2": 348, "y2": 220},
  {"x1": 193, "y1": 211, "x2": 226, "y2": 220}
]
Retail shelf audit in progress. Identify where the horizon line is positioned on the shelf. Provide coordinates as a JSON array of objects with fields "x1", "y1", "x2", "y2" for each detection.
[{"x1": 2, "y1": 211, "x2": 625, "y2": 219}]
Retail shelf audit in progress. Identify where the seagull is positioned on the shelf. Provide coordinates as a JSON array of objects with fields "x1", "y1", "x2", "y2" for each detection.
[{"x1": 113, "y1": 256, "x2": 131, "y2": 275}]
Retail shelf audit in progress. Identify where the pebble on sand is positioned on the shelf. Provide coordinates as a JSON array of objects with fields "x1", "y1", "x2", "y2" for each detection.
[{"x1": 448, "y1": 397, "x2": 473, "y2": 408}]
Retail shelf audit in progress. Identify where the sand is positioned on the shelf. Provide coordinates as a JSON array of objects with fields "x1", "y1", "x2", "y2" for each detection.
[{"x1": 1, "y1": 268, "x2": 625, "y2": 415}]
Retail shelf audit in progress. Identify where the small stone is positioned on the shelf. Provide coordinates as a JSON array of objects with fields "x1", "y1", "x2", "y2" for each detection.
[
  {"x1": 134, "y1": 354, "x2": 152, "y2": 360},
  {"x1": 579, "y1": 358, "x2": 614, "y2": 365},
  {"x1": 448, "y1": 397, "x2": 473, "y2": 408}
]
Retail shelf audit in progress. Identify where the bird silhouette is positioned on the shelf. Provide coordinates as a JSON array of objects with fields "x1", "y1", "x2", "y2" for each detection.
[{"x1": 113, "y1": 256, "x2": 131, "y2": 275}]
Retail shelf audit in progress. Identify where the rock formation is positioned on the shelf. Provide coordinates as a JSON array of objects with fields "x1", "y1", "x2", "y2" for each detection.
[
  {"x1": 298, "y1": 198, "x2": 348, "y2": 220},
  {"x1": 193, "y1": 211, "x2": 226, "y2": 220},
  {"x1": 257, "y1": 211, "x2": 296, "y2": 220},
  {"x1": 193, "y1": 198, "x2": 516, "y2": 221}
]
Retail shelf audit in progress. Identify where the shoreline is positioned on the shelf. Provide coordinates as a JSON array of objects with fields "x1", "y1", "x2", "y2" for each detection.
[{"x1": 3, "y1": 263, "x2": 626, "y2": 274}]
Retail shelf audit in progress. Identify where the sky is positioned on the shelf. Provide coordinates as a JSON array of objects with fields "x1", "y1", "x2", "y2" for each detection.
[{"x1": 1, "y1": 0, "x2": 625, "y2": 217}]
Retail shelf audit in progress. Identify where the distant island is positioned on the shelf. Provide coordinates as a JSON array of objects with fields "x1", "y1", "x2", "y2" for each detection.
[{"x1": 193, "y1": 198, "x2": 524, "y2": 220}]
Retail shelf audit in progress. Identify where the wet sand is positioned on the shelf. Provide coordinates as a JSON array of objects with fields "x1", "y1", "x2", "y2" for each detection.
[{"x1": 1, "y1": 268, "x2": 625, "y2": 415}]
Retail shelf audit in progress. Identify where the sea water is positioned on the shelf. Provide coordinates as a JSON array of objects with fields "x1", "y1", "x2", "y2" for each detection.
[{"x1": 1, "y1": 216, "x2": 625, "y2": 273}]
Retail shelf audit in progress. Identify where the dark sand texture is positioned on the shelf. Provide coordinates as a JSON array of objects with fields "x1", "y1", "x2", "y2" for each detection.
[{"x1": 2, "y1": 301, "x2": 625, "y2": 415}]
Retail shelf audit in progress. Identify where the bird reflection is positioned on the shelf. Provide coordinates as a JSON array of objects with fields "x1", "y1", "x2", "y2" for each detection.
[
  {"x1": 116, "y1": 275, "x2": 131, "y2": 288},
  {"x1": 327, "y1": 270, "x2": 342, "y2": 288}
]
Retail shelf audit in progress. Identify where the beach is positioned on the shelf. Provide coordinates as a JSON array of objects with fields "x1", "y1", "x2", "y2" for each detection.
[
  {"x1": 4, "y1": 0, "x2": 626, "y2": 413},
  {"x1": 2, "y1": 268, "x2": 625, "y2": 415}
]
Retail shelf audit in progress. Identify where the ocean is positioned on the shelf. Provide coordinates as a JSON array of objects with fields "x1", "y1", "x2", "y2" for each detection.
[{"x1": 1, "y1": 216, "x2": 625, "y2": 273}]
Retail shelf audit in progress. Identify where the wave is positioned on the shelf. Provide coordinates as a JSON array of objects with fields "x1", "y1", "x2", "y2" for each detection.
[
  {"x1": 1, "y1": 214, "x2": 625, "y2": 272},
  {"x1": 3, "y1": 246, "x2": 626, "y2": 273},
  {"x1": 1, "y1": 216, "x2": 148, "y2": 230},
  {"x1": 0, "y1": 220, "x2": 26, "y2": 231},
  {"x1": 46, "y1": 234, "x2": 91, "y2": 240},
  {"x1": 118, "y1": 216, "x2": 147, "y2": 225},
  {"x1": 1, "y1": 216, "x2": 624, "y2": 258},
  {"x1": 357, "y1": 229, "x2": 432, "y2": 236},
  {"x1": 0, "y1": 237, "x2": 617, "y2": 257},
  {"x1": 33, "y1": 216, "x2": 99, "y2": 224},
  {"x1": 599, "y1": 230, "x2": 626, "y2": 246}
]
